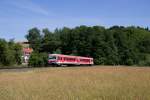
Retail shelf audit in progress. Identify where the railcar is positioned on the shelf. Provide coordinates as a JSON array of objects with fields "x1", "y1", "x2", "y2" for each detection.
[{"x1": 48, "y1": 54, "x2": 94, "y2": 66}]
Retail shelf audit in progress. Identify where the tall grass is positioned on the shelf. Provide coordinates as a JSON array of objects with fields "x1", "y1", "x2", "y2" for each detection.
[{"x1": 0, "y1": 66, "x2": 150, "y2": 100}]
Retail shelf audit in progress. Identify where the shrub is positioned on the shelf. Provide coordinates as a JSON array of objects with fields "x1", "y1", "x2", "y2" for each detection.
[{"x1": 28, "y1": 52, "x2": 48, "y2": 67}]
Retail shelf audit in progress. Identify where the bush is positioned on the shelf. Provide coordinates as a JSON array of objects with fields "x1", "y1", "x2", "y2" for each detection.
[
  {"x1": 0, "y1": 39, "x2": 22, "y2": 67},
  {"x1": 28, "y1": 52, "x2": 48, "y2": 67}
]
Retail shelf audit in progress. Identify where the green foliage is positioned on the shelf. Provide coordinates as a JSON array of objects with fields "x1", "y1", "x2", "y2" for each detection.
[
  {"x1": 28, "y1": 52, "x2": 48, "y2": 67},
  {"x1": 0, "y1": 39, "x2": 22, "y2": 67},
  {"x1": 0, "y1": 39, "x2": 12, "y2": 66},
  {"x1": 13, "y1": 43, "x2": 22, "y2": 65},
  {"x1": 138, "y1": 54, "x2": 150, "y2": 66},
  {"x1": 53, "y1": 49, "x2": 62, "y2": 54},
  {"x1": 41, "y1": 28, "x2": 61, "y2": 53},
  {"x1": 25, "y1": 28, "x2": 42, "y2": 52},
  {"x1": 25, "y1": 25, "x2": 150, "y2": 66}
]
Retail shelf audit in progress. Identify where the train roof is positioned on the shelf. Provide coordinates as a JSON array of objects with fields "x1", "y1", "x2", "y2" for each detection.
[{"x1": 49, "y1": 54, "x2": 93, "y2": 59}]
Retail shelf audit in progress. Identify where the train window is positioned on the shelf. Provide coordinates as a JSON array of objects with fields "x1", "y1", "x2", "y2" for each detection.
[
  {"x1": 64, "y1": 57, "x2": 67, "y2": 61},
  {"x1": 80, "y1": 59, "x2": 90, "y2": 62},
  {"x1": 58, "y1": 57, "x2": 60, "y2": 60},
  {"x1": 64, "y1": 57, "x2": 75, "y2": 61},
  {"x1": 49, "y1": 56, "x2": 56, "y2": 60}
]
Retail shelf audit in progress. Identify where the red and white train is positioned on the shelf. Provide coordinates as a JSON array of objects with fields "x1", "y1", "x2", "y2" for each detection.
[{"x1": 48, "y1": 54, "x2": 94, "y2": 66}]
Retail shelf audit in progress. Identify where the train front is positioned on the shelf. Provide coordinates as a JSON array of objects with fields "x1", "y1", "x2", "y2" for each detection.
[{"x1": 48, "y1": 54, "x2": 57, "y2": 65}]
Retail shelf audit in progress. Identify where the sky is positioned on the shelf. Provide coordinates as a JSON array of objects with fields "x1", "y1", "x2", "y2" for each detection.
[{"x1": 0, "y1": 0, "x2": 149, "y2": 41}]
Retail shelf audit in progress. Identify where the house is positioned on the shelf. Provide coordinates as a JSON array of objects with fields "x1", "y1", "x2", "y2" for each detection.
[
  {"x1": 18, "y1": 41, "x2": 33, "y2": 63},
  {"x1": 22, "y1": 48, "x2": 33, "y2": 63}
]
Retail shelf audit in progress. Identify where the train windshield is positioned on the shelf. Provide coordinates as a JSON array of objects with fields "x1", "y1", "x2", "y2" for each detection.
[{"x1": 49, "y1": 56, "x2": 56, "y2": 60}]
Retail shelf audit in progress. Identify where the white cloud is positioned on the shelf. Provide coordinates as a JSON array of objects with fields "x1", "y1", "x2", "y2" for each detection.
[{"x1": 6, "y1": 0, "x2": 50, "y2": 16}]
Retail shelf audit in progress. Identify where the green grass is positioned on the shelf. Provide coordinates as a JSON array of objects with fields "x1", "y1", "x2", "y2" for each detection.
[{"x1": 0, "y1": 66, "x2": 150, "y2": 100}]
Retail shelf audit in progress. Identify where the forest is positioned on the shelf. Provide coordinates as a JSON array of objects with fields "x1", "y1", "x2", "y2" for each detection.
[
  {"x1": 26, "y1": 25, "x2": 150, "y2": 66},
  {"x1": 0, "y1": 25, "x2": 150, "y2": 67}
]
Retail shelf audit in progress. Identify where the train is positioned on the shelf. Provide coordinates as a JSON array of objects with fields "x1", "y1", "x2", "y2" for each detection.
[{"x1": 48, "y1": 54, "x2": 94, "y2": 66}]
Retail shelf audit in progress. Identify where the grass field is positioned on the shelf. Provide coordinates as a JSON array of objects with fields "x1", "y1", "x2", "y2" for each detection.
[{"x1": 0, "y1": 66, "x2": 150, "y2": 100}]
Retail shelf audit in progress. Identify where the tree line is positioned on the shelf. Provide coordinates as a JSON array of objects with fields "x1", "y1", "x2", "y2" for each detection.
[
  {"x1": 0, "y1": 25, "x2": 149, "y2": 67},
  {"x1": 0, "y1": 39, "x2": 22, "y2": 67},
  {"x1": 26, "y1": 25, "x2": 150, "y2": 66}
]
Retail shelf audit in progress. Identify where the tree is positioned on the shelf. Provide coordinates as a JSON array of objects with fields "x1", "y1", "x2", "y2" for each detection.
[
  {"x1": 13, "y1": 43, "x2": 22, "y2": 65},
  {"x1": 104, "y1": 30, "x2": 119, "y2": 65},
  {"x1": 0, "y1": 38, "x2": 22, "y2": 67},
  {"x1": 90, "y1": 26, "x2": 107, "y2": 64},
  {"x1": 41, "y1": 28, "x2": 61, "y2": 53},
  {"x1": 25, "y1": 28, "x2": 42, "y2": 52},
  {"x1": 59, "y1": 27, "x2": 72, "y2": 54},
  {"x1": 0, "y1": 39, "x2": 10, "y2": 66},
  {"x1": 28, "y1": 52, "x2": 48, "y2": 67}
]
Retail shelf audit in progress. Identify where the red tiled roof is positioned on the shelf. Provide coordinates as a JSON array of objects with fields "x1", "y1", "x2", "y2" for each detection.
[{"x1": 23, "y1": 48, "x2": 33, "y2": 53}]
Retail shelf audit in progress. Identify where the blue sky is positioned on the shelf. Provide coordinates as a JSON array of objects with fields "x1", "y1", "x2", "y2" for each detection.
[{"x1": 0, "y1": 0, "x2": 149, "y2": 41}]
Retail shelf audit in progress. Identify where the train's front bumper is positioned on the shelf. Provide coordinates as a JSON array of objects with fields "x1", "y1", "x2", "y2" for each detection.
[{"x1": 48, "y1": 60, "x2": 57, "y2": 64}]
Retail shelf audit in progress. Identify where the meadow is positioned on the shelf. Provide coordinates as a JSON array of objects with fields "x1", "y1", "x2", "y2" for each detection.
[{"x1": 0, "y1": 66, "x2": 150, "y2": 100}]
